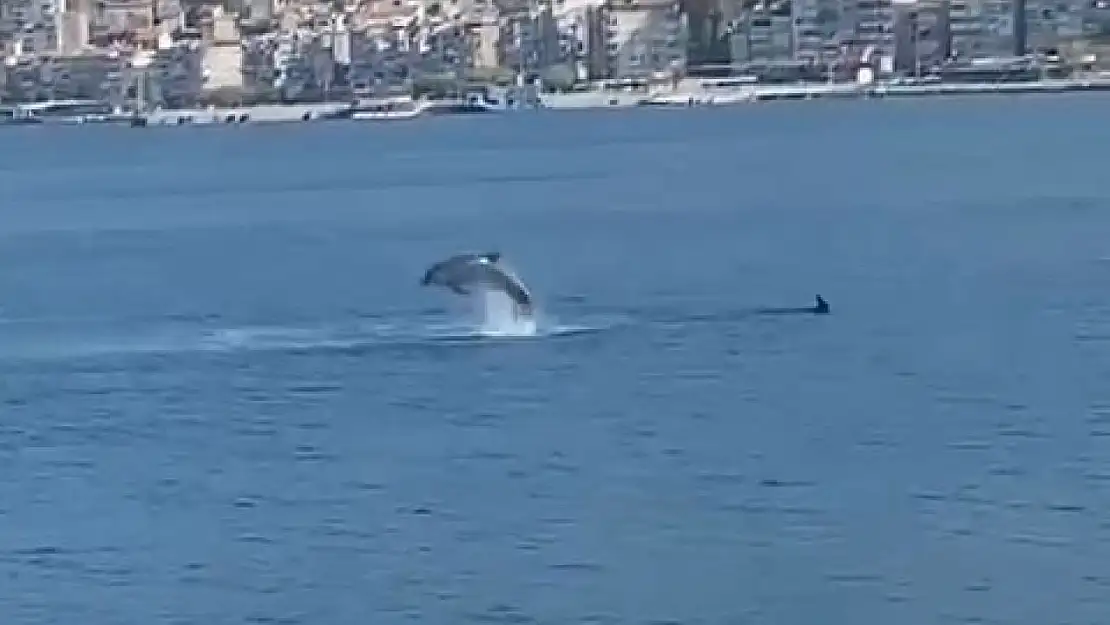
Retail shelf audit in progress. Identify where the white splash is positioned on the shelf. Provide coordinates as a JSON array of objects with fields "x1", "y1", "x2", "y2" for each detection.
[{"x1": 474, "y1": 288, "x2": 538, "y2": 337}]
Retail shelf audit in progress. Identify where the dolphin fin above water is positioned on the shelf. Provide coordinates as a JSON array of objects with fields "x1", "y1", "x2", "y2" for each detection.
[
  {"x1": 813, "y1": 294, "x2": 829, "y2": 314},
  {"x1": 753, "y1": 294, "x2": 830, "y2": 316}
]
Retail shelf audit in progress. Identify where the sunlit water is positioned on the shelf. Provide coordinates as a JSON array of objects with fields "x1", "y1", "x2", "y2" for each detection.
[
  {"x1": 1, "y1": 96, "x2": 1110, "y2": 624},
  {"x1": 473, "y1": 289, "x2": 539, "y2": 337}
]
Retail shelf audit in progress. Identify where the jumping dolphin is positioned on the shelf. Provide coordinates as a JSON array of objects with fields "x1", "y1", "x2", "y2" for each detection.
[
  {"x1": 421, "y1": 252, "x2": 501, "y2": 295},
  {"x1": 421, "y1": 251, "x2": 534, "y2": 317},
  {"x1": 755, "y1": 294, "x2": 830, "y2": 315}
]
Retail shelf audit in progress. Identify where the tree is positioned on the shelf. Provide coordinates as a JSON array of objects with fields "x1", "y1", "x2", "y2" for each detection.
[
  {"x1": 539, "y1": 63, "x2": 577, "y2": 91},
  {"x1": 411, "y1": 74, "x2": 461, "y2": 99},
  {"x1": 201, "y1": 86, "x2": 247, "y2": 107},
  {"x1": 462, "y1": 66, "x2": 516, "y2": 85},
  {"x1": 200, "y1": 85, "x2": 278, "y2": 107}
]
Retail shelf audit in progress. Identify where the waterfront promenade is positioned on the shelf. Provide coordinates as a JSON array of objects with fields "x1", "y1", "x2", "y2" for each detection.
[
  {"x1": 7, "y1": 76, "x2": 1110, "y2": 129},
  {"x1": 569, "y1": 76, "x2": 1110, "y2": 108}
]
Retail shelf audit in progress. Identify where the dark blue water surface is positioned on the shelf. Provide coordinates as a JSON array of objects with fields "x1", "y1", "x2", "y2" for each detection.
[{"x1": 2, "y1": 95, "x2": 1110, "y2": 624}]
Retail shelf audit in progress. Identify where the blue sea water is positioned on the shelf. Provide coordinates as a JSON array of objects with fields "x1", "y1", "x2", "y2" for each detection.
[{"x1": 1, "y1": 95, "x2": 1109, "y2": 624}]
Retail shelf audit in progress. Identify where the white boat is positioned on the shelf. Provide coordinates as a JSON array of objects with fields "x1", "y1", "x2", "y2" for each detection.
[
  {"x1": 0, "y1": 106, "x2": 42, "y2": 125},
  {"x1": 15, "y1": 99, "x2": 131, "y2": 124},
  {"x1": 349, "y1": 95, "x2": 502, "y2": 120},
  {"x1": 349, "y1": 96, "x2": 430, "y2": 121}
]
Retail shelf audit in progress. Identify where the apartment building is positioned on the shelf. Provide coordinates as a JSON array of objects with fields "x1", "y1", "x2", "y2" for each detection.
[{"x1": 600, "y1": 0, "x2": 686, "y2": 79}]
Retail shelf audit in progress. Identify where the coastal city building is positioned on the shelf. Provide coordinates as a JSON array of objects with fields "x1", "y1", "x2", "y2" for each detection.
[
  {"x1": 728, "y1": 0, "x2": 794, "y2": 64},
  {"x1": 598, "y1": 0, "x2": 688, "y2": 79},
  {"x1": 948, "y1": 0, "x2": 1018, "y2": 58},
  {"x1": 789, "y1": 0, "x2": 841, "y2": 64},
  {"x1": 1024, "y1": 0, "x2": 1086, "y2": 53},
  {"x1": 91, "y1": 0, "x2": 156, "y2": 42},
  {"x1": 853, "y1": 0, "x2": 897, "y2": 66},
  {"x1": 893, "y1": 0, "x2": 950, "y2": 73}
]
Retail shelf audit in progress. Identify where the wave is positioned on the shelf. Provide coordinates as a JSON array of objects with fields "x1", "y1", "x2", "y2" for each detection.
[{"x1": 0, "y1": 314, "x2": 619, "y2": 363}]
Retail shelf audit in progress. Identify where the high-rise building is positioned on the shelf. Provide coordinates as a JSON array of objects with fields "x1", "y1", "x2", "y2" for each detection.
[
  {"x1": 55, "y1": 0, "x2": 91, "y2": 55},
  {"x1": 844, "y1": 0, "x2": 896, "y2": 69},
  {"x1": 729, "y1": 1, "x2": 794, "y2": 63},
  {"x1": 91, "y1": 0, "x2": 156, "y2": 39},
  {"x1": 1024, "y1": 0, "x2": 1085, "y2": 53},
  {"x1": 2, "y1": 0, "x2": 62, "y2": 56},
  {"x1": 948, "y1": 0, "x2": 1019, "y2": 59},
  {"x1": 791, "y1": 0, "x2": 844, "y2": 63},
  {"x1": 600, "y1": 0, "x2": 687, "y2": 79},
  {"x1": 893, "y1": 0, "x2": 950, "y2": 72}
]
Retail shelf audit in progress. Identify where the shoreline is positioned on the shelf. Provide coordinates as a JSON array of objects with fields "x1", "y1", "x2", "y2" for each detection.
[
  {"x1": 5, "y1": 77, "x2": 1110, "y2": 129},
  {"x1": 546, "y1": 77, "x2": 1110, "y2": 109}
]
